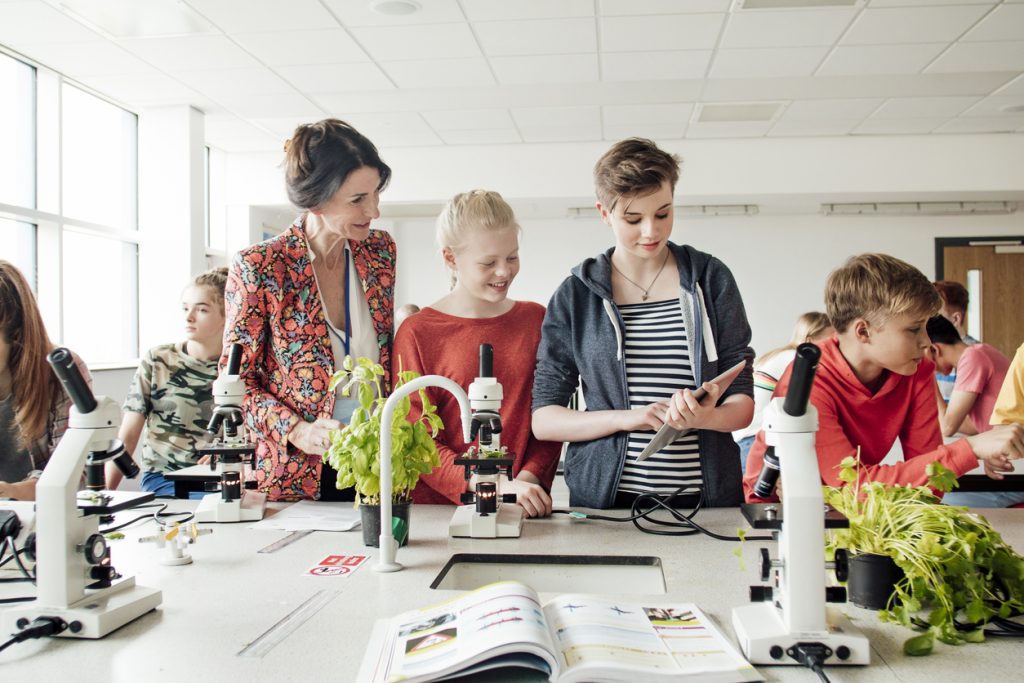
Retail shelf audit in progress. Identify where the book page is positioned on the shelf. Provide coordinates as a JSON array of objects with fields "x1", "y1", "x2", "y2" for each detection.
[
  {"x1": 543, "y1": 595, "x2": 761, "y2": 683},
  {"x1": 372, "y1": 581, "x2": 559, "y2": 683}
]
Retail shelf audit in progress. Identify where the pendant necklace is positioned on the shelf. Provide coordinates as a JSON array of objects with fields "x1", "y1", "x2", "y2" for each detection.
[{"x1": 611, "y1": 249, "x2": 670, "y2": 302}]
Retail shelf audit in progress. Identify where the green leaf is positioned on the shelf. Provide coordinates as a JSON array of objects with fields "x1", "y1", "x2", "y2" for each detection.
[{"x1": 903, "y1": 631, "x2": 934, "y2": 656}]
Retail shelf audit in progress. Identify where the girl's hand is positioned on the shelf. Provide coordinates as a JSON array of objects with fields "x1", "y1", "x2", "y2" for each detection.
[
  {"x1": 666, "y1": 381, "x2": 722, "y2": 432},
  {"x1": 291, "y1": 418, "x2": 342, "y2": 456},
  {"x1": 620, "y1": 401, "x2": 669, "y2": 432},
  {"x1": 503, "y1": 474, "x2": 553, "y2": 518}
]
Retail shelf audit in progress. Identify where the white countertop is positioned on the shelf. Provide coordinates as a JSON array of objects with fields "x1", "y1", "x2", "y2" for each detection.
[{"x1": 1, "y1": 499, "x2": 1022, "y2": 682}]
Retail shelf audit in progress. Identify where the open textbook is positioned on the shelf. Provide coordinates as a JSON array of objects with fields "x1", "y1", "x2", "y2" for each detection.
[{"x1": 358, "y1": 580, "x2": 762, "y2": 683}]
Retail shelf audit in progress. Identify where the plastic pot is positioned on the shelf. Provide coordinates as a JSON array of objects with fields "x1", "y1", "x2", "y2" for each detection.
[
  {"x1": 847, "y1": 552, "x2": 904, "y2": 610},
  {"x1": 360, "y1": 501, "x2": 411, "y2": 548}
]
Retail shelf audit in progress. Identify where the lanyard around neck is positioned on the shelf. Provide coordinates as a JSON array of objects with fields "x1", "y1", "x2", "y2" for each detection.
[{"x1": 343, "y1": 248, "x2": 352, "y2": 357}]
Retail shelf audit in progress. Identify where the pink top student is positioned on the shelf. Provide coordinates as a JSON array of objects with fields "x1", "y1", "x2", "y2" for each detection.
[{"x1": 955, "y1": 345, "x2": 1011, "y2": 433}]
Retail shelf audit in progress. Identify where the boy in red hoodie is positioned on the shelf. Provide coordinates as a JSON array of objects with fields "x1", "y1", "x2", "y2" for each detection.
[{"x1": 743, "y1": 253, "x2": 1024, "y2": 504}]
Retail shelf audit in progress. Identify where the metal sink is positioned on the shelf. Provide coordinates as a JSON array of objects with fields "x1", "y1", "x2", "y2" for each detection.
[{"x1": 431, "y1": 553, "x2": 666, "y2": 593}]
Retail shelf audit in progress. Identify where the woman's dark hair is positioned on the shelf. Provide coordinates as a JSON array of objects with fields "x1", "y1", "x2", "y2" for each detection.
[
  {"x1": 927, "y1": 315, "x2": 963, "y2": 346},
  {"x1": 283, "y1": 119, "x2": 392, "y2": 210}
]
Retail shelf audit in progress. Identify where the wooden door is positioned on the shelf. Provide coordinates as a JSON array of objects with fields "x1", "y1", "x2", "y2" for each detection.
[{"x1": 940, "y1": 242, "x2": 1024, "y2": 358}]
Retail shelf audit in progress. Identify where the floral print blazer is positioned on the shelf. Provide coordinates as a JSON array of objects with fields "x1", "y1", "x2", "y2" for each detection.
[{"x1": 224, "y1": 216, "x2": 396, "y2": 501}]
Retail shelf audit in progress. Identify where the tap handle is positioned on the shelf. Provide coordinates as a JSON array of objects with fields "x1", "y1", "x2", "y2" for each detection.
[{"x1": 479, "y1": 343, "x2": 493, "y2": 378}]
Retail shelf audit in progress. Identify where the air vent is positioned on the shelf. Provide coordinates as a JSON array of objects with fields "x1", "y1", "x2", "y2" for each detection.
[
  {"x1": 821, "y1": 201, "x2": 1018, "y2": 216},
  {"x1": 567, "y1": 205, "x2": 760, "y2": 219},
  {"x1": 696, "y1": 103, "x2": 782, "y2": 123},
  {"x1": 734, "y1": 0, "x2": 862, "y2": 9}
]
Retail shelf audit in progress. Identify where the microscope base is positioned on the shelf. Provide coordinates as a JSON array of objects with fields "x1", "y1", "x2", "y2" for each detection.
[
  {"x1": 2, "y1": 576, "x2": 161, "y2": 639},
  {"x1": 194, "y1": 491, "x2": 267, "y2": 523},
  {"x1": 448, "y1": 504, "x2": 523, "y2": 538},
  {"x1": 732, "y1": 603, "x2": 870, "y2": 666}
]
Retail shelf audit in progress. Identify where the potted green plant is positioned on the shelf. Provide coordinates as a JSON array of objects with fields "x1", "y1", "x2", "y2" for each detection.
[
  {"x1": 825, "y1": 456, "x2": 1024, "y2": 655},
  {"x1": 323, "y1": 356, "x2": 444, "y2": 547}
]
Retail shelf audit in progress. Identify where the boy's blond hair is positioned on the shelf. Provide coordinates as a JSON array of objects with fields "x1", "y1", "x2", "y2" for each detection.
[
  {"x1": 825, "y1": 253, "x2": 941, "y2": 333},
  {"x1": 436, "y1": 189, "x2": 520, "y2": 289}
]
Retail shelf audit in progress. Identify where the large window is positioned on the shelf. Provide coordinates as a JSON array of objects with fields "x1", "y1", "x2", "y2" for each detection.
[{"x1": 0, "y1": 50, "x2": 139, "y2": 363}]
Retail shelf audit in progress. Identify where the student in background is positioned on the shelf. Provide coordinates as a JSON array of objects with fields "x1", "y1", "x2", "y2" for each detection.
[
  {"x1": 925, "y1": 315, "x2": 1009, "y2": 438},
  {"x1": 533, "y1": 138, "x2": 754, "y2": 510},
  {"x1": 0, "y1": 261, "x2": 90, "y2": 500},
  {"x1": 743, "y1": 254, "x2": 1024, "y2": 506},
  {"x1": 732, "y1": 311, "x2": 833, "y2": 471},
  {"x1": 223, "y1": 119, "x2": 396, "y2": 501},
  {"x1": 393, "y1": 190, "x2": 560, "y2": 517},
  {"x1": 395, "y1": 303, "x2": 420, "y2": 330},
  {"x1": 107, "y1": 268, "x2": 228, "y2": 496},
  {"x1": 932, "y1": 280, "x2": 975, "y2": 403}
]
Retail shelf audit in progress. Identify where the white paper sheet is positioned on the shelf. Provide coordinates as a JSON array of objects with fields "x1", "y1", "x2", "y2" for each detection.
[{"x1": 251, "y1": 500, "x2": 361, "y2": 532}]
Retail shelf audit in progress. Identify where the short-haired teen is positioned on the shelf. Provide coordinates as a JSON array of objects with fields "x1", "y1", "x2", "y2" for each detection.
[
  {"x1": 533, "y1": 138, "x2": 754, "y2": 510},
  {"x1": 393, "y1": 190, "x2": 560, "y2": 517},
  {"x1": 743, "y1": 254, "x2": 1024, "y2": 505}
]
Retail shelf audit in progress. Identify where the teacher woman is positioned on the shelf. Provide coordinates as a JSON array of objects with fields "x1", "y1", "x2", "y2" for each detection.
[{"x1": 223, "y1": 119, "x2": 396, "y2": 501}]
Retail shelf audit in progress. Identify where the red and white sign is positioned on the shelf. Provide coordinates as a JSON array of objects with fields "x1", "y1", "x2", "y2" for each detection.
[{"x1": 304, "y1": 554, "x2": 368, "y2": 577}]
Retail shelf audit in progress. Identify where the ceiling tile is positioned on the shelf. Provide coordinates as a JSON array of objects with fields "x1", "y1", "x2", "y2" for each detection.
[
  {"x1": 853, "y1": 117, "x2": 946, "y2": 134},
  {"x1": 490, "y1": 54, "x2": 599, "y2": 84},
  {"x1": 603, "y1": 122, "x2": 688, "y2": 140},
  {"x1": 601, "y1": 51, "x2": 712, "y2": 81},
  {"x1": 601, "y1": 14, "x2": 726, "y2": 53},
  {"x1": 277, "y1": 62, "x2": 394, "y2": 92},
  {"x1": 519, "y1": 124, "x2": 602, "y2": 142},
  {"x1": 603, "y1": 103, "x2": 694, "y2": 126},
  {"x1": 421, "y1": 108, "x2": 515, "y2": 131},
  {"x1": 11, "y1": 40, "x2": 155, "y2": 77},
  {"x1": 994, "y1": 74, "x2": 1024, "y2": 96},
  {"x1": 322, "y1": 0, "x2": 465, "y2": 27},
  {"x1": 75, "y1": 72, "x2": 204, "y2": 107},
  {"x1": 250, "y1": 116, "x2": 328, "y2": 139},
  {"x1": 380, "y1": 58, "x2": 495, "y2": 88},
  {"x1": 117, "y1": 35, "x2": 258, "y2": 71},
  {"x1": 962, "y1": 5, "x2": 1024, "y2": 42},
  {"x1": 221, "y1": 95, "x2": 325, "y2": 118},
  {"x1": 780, "y1": 98, "x2": 884, "y2": 120},
  {"x1": 330, "y1": 111, "x2": 443, "y2": 146},
  {"x1": 960, "y1": 95, "x2": 1024, "y2": 117},
  {"x1": 511, "y1": 105, "x2": 600, "y2": 128},
  {"x1": 461, "y1": 0, "x2": 593, "y2": 21},
  {"x1": 685, "y1": 120, "x2": 772, "y2": 138},
  {"x1": 0, "y1": 2, "x2": 104, "y2": 45},
  {"x1": 872, "y1": 95, "x2": 979, "y2": 118},
  {"x1": 601, "y1": 0, "x2": 732, "y2": 15},
  {"x1": 768, "y1": 118, "x2": 860, "y2": 136},
  {"x1": 720, "y1": 9, "x2": 858, "y2": 49},
  {"x1": 817, "y1": 43, "x2": 947, "y2": 75},
  {"x1": 349, "y1": 23, "x2": 482, "y2": 61},
  {"x1": 926, "y1": 42, "x2": 1024, "y2": 73},
  {"x1": 437, "y1": 128, "x2": 522, "y2": 144},
  {"x1": 701, "y1": 72, "x2": 1010, "y2": 102},
  {"x1": 473, "y1": 18, "x2": 596, "y2": 56},
  {"x1": 868, "y1": 0, "x2": 995, "y2": 5},
  {"x1": 709, "y1": 47, "x2": 830, "y2": 78},
  {"x1": 232, "y1": 29, "x2": 369, "y2": 66},
  {"x1": 842, "y1": 6, "x2": 992, "y2": 45},
  {"x1": 186, "y1": 0, "x2": 337, "y2": 33},
  {"x1": 205, "y1": 114, "x2": 282, "y2": 152},
  {"x1": 172, "y1": 66, "x2": 297, "y2": 98},
  {"x1": 934, "y1": 116, "x2": 1024, "y2": 133}
]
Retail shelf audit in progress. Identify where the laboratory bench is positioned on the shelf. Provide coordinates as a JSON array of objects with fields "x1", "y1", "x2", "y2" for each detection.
[{"x1": 1, "y1": 501, "x2": 1022, "y2": 682}]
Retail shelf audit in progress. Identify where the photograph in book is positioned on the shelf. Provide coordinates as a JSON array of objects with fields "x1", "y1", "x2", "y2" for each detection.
[{"x1": 357, "y1": 580, "x2": 762, "y2": 683}]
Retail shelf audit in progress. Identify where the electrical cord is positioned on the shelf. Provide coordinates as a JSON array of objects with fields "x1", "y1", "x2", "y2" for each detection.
[
  {"x1": 0, "y1": 616, "x2": 68, "y2": 654},
  {"x1": 552, "y1": 484, "x2": 773, "y2": 542},
  {"x1": 98, "y1": 503, "x2": 193, "y2": 534},
  {"x1": 791, "y1": 643, "x2": 833, "y2": 683},
  {"x1": 2, "y1": 537, "x2": 34, "y2": 584}
]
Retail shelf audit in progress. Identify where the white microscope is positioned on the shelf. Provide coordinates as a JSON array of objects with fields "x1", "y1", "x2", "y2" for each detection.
[
  {"x1": 731, "y1": 343, "x2": 870, "y2": 669},
  {"x1": 2, "y1": 348, "x2": 162, "y2": 640},
  {"x1": 448, "y1": 344, "x2": 523, "y2": 539},
  {"x1": 193, "y1": 343, "x2": 266, "y2": 523}
]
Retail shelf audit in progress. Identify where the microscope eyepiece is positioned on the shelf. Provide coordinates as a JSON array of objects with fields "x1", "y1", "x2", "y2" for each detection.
[
  {"x1": 479, "y1": 343, "x2": 493, "y2": 378},
  {"x1": 48, "y1": 347, "x2": 97, "y2": 414},
  {"x1": 225, "y1": 343, "x2": 243, "y2": 375},
  {"x1": 782, "y1": 343, "x2": 821, "y2": 417}
]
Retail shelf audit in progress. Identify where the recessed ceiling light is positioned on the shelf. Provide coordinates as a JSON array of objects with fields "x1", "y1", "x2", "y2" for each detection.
[
  {"x1": 370, "y1": 0, "x2": 422, "y2": 16},
  {"x1": 999, "y1": 103, "x2": 1024, "y2": 114},
  {"x1": 59, "y1": 0, "x2": 214, "y2": 38}
]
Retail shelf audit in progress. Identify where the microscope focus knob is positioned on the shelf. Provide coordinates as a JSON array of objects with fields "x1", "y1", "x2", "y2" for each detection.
[
  {"x1": 826, "y1": 586, "x2": 848, "y2": 603},
  {"x1": 501, "y1": 494, "x2": 517, "y2": 503},
  {"x1": 832, "y1": 548, "x2": 850, "y2": 583},
  {"x1": 81, "y1": 533, "x2": 109, "y2": 565},
  {"x1": 759, "y1": 547, "x2": 772, "y2": 581},
  {"x1": 749, "y1": 585, "x2": 773, "y2": 602}
]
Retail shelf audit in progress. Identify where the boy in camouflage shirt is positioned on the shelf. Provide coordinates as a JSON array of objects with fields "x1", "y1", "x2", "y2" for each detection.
[{"x1": 107, "y1": 267, "x2": 229, "y2": 496}]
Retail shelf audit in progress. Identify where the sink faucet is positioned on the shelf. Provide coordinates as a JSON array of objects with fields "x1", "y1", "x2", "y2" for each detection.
[{"x1": 375, "y1": 375, "x2": 472, "y2": 573}]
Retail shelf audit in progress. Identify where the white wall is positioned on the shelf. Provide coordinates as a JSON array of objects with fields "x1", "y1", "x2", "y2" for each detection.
[{"x1": 391, "y1": 211, "x2": 1024, "y2": 357}]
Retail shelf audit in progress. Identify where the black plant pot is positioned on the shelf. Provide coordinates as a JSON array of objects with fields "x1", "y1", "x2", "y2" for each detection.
[
  {"x1": 360, "y1": 501, "x2": 411, "y2": 548},
  {"x1": 847, "y1": 553, "x2": 904, "y2": 610}
]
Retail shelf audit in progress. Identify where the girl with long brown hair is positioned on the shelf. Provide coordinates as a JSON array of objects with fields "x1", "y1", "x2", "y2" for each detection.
[{"x1": 0, "y1": 260, "x2": 90, "y2": 500}]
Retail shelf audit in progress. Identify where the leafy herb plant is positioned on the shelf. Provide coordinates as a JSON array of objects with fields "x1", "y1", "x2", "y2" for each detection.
[
  {"x1": 825, "y1": 457, "x2": 1024, "y2": 655},
  {"x1": 323, "y1": 356, "x2": 443, "y2": 506}
]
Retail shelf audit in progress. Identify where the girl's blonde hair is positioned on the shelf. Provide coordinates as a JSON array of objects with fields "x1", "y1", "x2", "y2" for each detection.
[
  {"x1": 435, "y1": 189, "x2": 520, "y2": 289},
  {"x1": 757, "y1": 311, "x2": 833, "y2": 367},
  {"x1": 191, "y1": 266, "x2": 229, "y2": 313}
]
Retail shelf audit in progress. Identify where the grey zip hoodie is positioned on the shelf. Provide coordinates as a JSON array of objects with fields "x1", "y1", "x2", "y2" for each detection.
[{"x1": 532, "y1": 241, "x2": 754, "y2": 509}]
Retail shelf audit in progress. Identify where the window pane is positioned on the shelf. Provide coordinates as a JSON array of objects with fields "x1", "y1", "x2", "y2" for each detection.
[
  {"x1": 62, "y1": 231, "x2": 137, "y2": 363},
  {"x1": 62, "y1": 84, "x2": 137, "y2": 230},
  {"x1": 967, "y1": 268, "x2": 982, "y2": 342},
  {"x1": 0, "y1": 54, "x2": 35, "y2": 208},
  {"x1": 0, "y1": 218, "x2": 36, "y2": 287},
  {"x1": 207, "y1": 146, "x2": 226, "y2": 251}
]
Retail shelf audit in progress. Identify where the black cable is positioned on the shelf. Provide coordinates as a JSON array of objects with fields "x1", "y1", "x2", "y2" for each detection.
[
  {"x1": 98, "y1": 503, "x2": 192, "y2": 534},
  {"x1": 0, "y1": 616, "x2": 68, "y2": 653},
  {"x1": 792, "y1": 643, "x2": 833, "y2": 683},
  {"x1": 4, "y1": 537, "x2": 33, "y2": 584},
  {"x1": 0, "y1": 596, "x2": 35, "y2": 604},
  {"x1": 552, "y1": 484, "x2": 772, "y2": 542}
]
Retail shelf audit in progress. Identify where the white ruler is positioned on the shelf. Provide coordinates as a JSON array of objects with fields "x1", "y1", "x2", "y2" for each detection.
[{"x1": 237, "y1": 589, "x2": 340, "y2": 657}]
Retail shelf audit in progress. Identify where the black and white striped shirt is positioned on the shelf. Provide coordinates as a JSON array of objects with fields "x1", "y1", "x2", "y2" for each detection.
[{"x1": 617, "y1": 298, "x2": 703, "y2": 495}]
